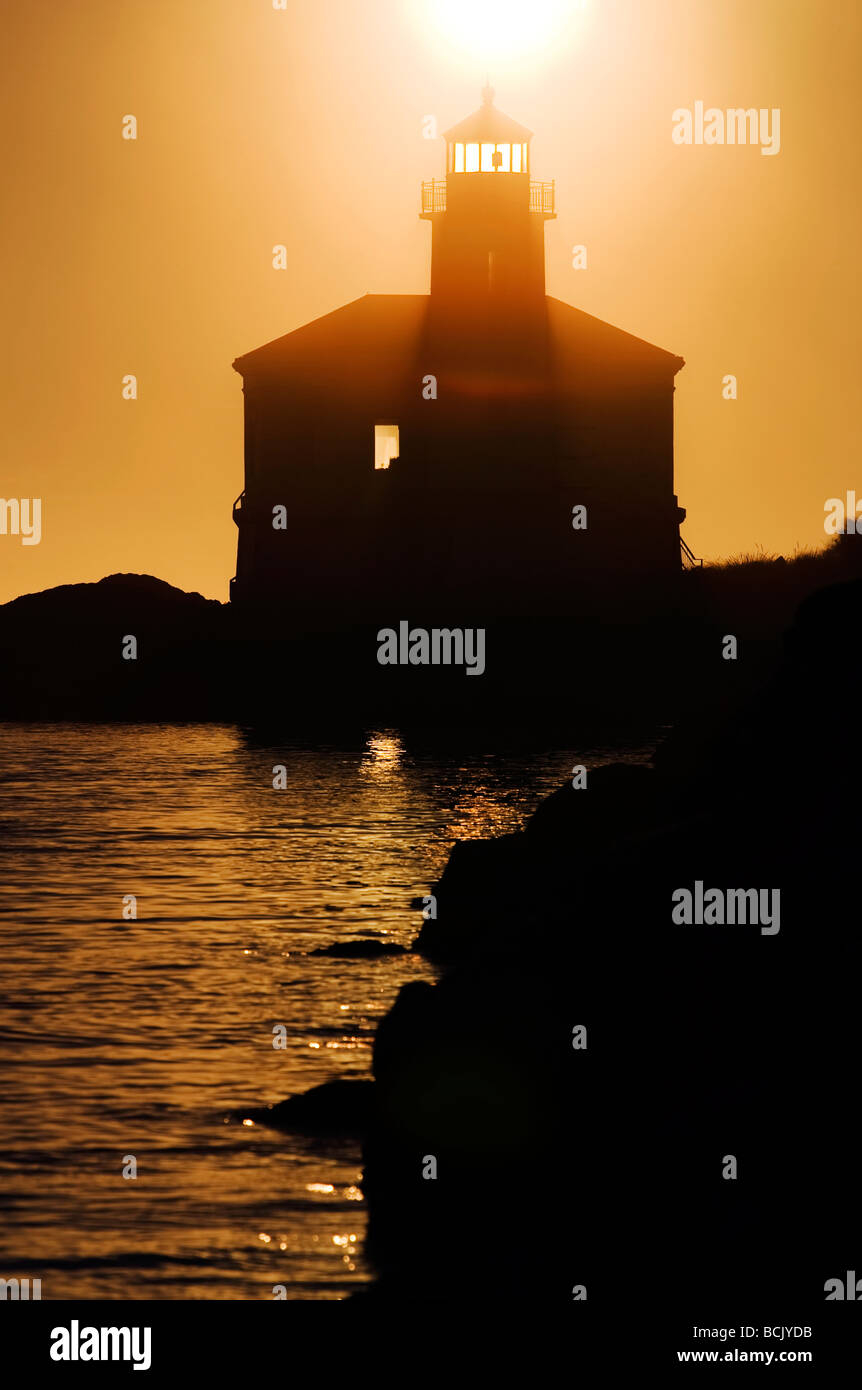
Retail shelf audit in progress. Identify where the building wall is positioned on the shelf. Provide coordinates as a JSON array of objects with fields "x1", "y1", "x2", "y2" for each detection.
[{"x1": 232, "y1": 304, "x2": 683, "y2": 623}]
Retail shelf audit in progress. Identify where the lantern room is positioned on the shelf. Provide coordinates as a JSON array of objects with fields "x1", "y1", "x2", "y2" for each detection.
[
  {"x1": 444, "y1": 84, "x2": 532, "y2": 177},
  {"x1": 420, "y1": 86, "x2": 555, "y2": 220}
]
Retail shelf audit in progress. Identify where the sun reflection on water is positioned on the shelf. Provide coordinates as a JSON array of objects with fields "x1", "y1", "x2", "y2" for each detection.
[{"x1": 361, "y1": 731, "x2": 404, "y2": 778}]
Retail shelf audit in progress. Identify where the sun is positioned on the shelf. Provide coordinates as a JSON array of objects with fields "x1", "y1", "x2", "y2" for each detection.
[{"x1": 423, "y1": 0, "x2": 583, "y2": 64}]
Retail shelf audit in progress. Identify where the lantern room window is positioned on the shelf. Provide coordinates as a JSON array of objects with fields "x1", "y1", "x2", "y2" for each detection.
[
  {"x1": 442, "y1": 92, "x2": 533, "y2": 186},
  {"x1": 451, "y1": 142, "x2": 526, "y2": 173}
]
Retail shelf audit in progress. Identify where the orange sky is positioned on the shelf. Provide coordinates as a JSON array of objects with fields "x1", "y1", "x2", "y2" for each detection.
[{"x1": 2, "y1": 0, "x2": 860, "y2": 603}]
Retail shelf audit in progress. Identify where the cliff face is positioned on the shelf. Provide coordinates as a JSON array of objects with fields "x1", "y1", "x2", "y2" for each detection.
[{"x1": 360, "y1": 577, "x2": 862, "y2": 1308}]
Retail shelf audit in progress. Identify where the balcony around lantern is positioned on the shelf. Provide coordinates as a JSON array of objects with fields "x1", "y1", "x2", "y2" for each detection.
[{"x1": 420, "y1": 178, "x2": 556, "y2": 218}]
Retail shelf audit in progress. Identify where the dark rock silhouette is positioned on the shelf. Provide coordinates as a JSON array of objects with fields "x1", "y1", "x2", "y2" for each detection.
[
  {"x1": 309, "y1": 939, "x2": 408, "y2": 958},
  {"x1": 358, "y1": 576, "x2": 862, "y2": 1309},
  {"x1": 0, "y1": 573, "x2": 226, "y2": 719},
  {"x1": 236, "y1": 1079, "x2": 375, "y2": 1137}
]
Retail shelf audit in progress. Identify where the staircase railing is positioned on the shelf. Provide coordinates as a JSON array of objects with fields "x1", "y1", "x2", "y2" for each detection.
[{"x1": 680, "y1": 536, "x2": 702, "y2": 569}]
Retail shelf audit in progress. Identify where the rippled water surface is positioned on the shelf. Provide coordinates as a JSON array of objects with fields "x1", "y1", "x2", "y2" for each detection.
[{"x1": 0, "y1": 723, "x2": 655, "y2": 1299}]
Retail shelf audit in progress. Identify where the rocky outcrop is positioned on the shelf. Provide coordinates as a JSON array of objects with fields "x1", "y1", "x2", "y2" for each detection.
[
  {"x1": 236, "y1": 1079, "x2": 375, "y2": 1136},
  {"x1": 0, "y1": 573, "x2": 227, "y2": 718},
  {"x1": 361, "y1": 577, "x2": 862, "y2": 1307},
  {"x1": 309, "y1": 939, "x2": 408, "y2": 958}
]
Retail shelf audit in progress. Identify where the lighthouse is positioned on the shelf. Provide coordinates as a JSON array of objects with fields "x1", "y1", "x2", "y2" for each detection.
[{"x1": 229, "y1": 92, "x2": 687, "y2": 621}]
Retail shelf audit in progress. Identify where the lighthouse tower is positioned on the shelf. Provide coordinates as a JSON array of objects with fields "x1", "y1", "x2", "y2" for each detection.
[{"x1": 420, "y1": 85, "x2": 555, "y2": 323}]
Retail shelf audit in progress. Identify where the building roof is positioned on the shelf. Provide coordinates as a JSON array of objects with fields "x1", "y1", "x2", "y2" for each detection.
[
  {"x1": 546, "y1": 296, "x2": 685, "y2": 376},
  {"x1": 233, "y1": 294, "x2": 684, "y2": 380},
  {"x1": 232, "y1": 295, "x2": 429, "y2": 377}
]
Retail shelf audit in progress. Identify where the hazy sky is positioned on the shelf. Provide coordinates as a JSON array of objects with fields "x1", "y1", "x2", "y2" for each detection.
[{"x1": 2, "y1": 0, "x2": 859, "y2": 603}]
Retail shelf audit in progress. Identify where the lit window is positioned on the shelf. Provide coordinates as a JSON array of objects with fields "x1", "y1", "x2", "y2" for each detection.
[
  {"x1": 466, "y1": 142, "x2": 480, "y2": 171},
  {"x1": 522, "y1": 142, "x2": 528, "y2": 171},
  {"x1": 481, "y1": 142, "x2": 495, "y2": 171},
  {"x1": 495, "y1": 143, "x2": 511, "y2": 171},
  {"x1": 512, "y1": 143, "x2": 522, "y2": 172},
  {"x1": 454, "y1": 142, "x2": 465, "y2": 172},
  {"x1": 374, "y1": 424, "x2": 399, "y2": 471}
]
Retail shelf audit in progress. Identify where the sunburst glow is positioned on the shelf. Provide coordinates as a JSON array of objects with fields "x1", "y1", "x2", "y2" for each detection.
[{"x1": 425, "y1": 0, "x2": 583, "y2": 64}]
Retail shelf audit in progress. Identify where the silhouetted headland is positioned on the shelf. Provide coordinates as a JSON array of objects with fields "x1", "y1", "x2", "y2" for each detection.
[{"x1": 2, "y1": 537, "x2": 860, "y2": 729}]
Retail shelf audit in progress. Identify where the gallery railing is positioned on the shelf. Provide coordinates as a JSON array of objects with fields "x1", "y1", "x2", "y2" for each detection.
[{"x1": 420, "y1": 179, "x2": 556, "y2": 215}]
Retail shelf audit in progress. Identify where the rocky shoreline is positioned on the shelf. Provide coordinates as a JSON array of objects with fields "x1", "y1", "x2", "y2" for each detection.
[{"x1": 263, "y1": 575, "x2": 862, "y2": 1306}]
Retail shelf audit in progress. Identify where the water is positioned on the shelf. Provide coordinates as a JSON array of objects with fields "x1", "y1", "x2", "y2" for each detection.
[{"x1": 0, "y1": 723, "x2": 656, "y2": 1300}]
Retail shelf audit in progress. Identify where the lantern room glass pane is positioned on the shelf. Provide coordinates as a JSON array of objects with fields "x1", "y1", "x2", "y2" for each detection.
[
  {"x1": 454, "y1": 142, "x2": 465, "y2": 172},
  {"x1": 480, "y1": 142, "x2": 495, "y2": 171},
  {"x1": 495, "y1": 143, "x2": 511, "y2": 171},
  {"x1": 465, "y1": 142, "x2": 480, "y2": 172},
  {"x1": 512, "y1": 142, "x2": 522, "y2": 172},
  {"x1": 523, "y1": 142, "x2": 528, "y2": 172}
]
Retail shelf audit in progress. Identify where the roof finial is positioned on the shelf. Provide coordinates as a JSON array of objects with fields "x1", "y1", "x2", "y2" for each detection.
[{"x1": 481, "y1": 78, "x2": 495, "y2": 107}]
